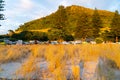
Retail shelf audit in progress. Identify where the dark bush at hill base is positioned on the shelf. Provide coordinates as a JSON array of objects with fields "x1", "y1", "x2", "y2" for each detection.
[
  {"x1": 12, "y1": 31, "x2": 48, "y2": 41},
  {"x1": 63, "y1": 34, "x2": 74, "y2": 41}
]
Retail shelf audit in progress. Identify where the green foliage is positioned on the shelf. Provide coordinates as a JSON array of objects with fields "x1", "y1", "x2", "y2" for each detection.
[
  {"x1": 12, "y1": 31, "x2": 48, "y2": 41},
  {"x1": 63, "y1": 34, "x2": 74, "y2": 41},
  {"x1": 100, "y1": 31, "x2": 115, "y2": 42},
  {"x1": 0, "y1": 34, "x2": 9, "y2": 39},
  {"x1": 48, "y1": 29, "x2": 64, "y2": 40},
  {"x1": 0, "y1": 35, "x2": 5, "y2": 39},
  {"x1": 110, "y1": 10, "x2": 120, "y2": 42},
  {"x1": 0, "y1": 0, "x2": 5, "y2": 26},
  {"x1": 32, "y1": 32, "x2": 48, "y2": 41},
  {"x1": 54, "y1": 5, "x2": 67, "y2": 30},
  {"x1": 15, "y1": 5, "x2": 116, "y2": 41},
  {"x1": 48, "y1": 29, "x2": 74, "y2": 41},
  {"x1": 48, "y1": 5, "x2": 71, "y2": 41},
  {"x1": 95, "y1": 37, "x2": 103, "y2": 44},
  {"x1": 92, "y1": 8, "x2": 103, "y2": 37},
  {"x1": 75, "y1": 12, "x2": 93, "y2": 39},
  {"x1": 16, "y1": 5, "x2": 114, "y2": 32}
]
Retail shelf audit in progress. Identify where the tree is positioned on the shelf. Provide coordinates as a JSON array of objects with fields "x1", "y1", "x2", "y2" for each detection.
[
  {"x1": 32, "y1": 32, "x2": 48, "y2": 41},
  {"x1": 75, "y1": 12, "x2": 92, "y2": 40},
  {"x1": 110, "y1": 10, "x2": 120, "y2": 42},
  {"x1": 0, "y1": 0, "x2": 5, "y2": 26},
  {"x1": 19, "y1": 31, "x2": 33, "y2": 40},
  {"x1": 51, "y1": 5, "x2": 68, "y2": 41},
  {"x1": 63, "y1": 34, "x2": 74, "y2": 41},
  {"x1": 92, "y1": 8, "x2": 103, "y2": 38},
  {"x1": 48, "y1": 29, "x2": 74, "y2": 41},
  {"x1": 54, "y1": 5, "x2": 67, "y2": 29},
  {"x1": 12, "y1": 31, "x2": 48, "y2": 41},
  {"x1": 48, "y1": 29, "x2": 64, "y2": 41},
  {"x1": 8, "y1": 30, "x2": 14, "y2": 37}
]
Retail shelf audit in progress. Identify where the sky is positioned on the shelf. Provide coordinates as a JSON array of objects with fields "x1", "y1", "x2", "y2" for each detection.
[{"x1": 0, "y1": 0, "x2": 120, "y2": 34}]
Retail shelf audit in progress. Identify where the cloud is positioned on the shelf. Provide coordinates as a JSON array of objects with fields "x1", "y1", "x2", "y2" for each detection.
[{"x1": 20, "y1": 0, "x2": 33, "y2": 9}]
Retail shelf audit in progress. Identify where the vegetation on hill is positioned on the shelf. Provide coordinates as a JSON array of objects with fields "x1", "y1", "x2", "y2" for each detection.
[
  {"x1": 10, "y1": 5, "x2": 120, "y2": 42},
  {"x1": 16, "y1": 5, "x2": 114, "y2": 32},
  {"x1": 110, "y1": 10, "x2": 120, "y2": 42}
]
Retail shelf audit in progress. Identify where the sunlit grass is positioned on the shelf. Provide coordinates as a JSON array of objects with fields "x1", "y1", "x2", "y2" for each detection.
[
  {"x1": 0, "y1": 45, "x2": 31, "y2": 63},
  {"x1": 16, "y1": 56, "x2": 37, "y2": 78},
  {"x1": 0, "y1": 44, "x2": 120, "y2": 79},
  {"x1": 72, "y1": 65, "x2": 80, "y2": 79}
]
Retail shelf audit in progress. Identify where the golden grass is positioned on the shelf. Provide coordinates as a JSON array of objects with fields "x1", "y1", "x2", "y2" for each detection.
[
  {"x1": 0, "y1": 44, "x2": 120, "y2": 79},
  {"x1": 16, "y1": 56, "x2": 37, "y2": 78},
  {"x1": 72, "y1": 65, "x2": 80, "y2": 79},
  {"x1": 15, "y1": 28, "x2": 50, "y2": 33},
  {"x1": 0, "y1": 45, "x2": 31, "y2": 63}
]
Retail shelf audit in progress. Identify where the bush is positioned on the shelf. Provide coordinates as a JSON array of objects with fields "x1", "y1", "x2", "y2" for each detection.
[
  {"x1": 12, "y1": 31, "x2": 48, "y2": 41},
  {"x1": 95, "y1": 38, "x2": 103, "y2": 44},
  {"x1": 63, "y1": 35, "x2": 74, "y2": 41},
  {"x1": 32, "y1": 32, "x2": 48, "y2": 41}
]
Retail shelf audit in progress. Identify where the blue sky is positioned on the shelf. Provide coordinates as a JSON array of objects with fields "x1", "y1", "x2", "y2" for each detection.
[{"x1": 0, "y1": 0, "x2": 120, "y2": 34}]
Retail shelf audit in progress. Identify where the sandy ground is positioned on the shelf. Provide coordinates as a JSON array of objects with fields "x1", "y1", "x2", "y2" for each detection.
[
  {"x1": 0, "y1": 58, "x2": 120, "y2": 80},
  {"x1": 0, "y1": 62, "x2": 22, "y2": 79}
]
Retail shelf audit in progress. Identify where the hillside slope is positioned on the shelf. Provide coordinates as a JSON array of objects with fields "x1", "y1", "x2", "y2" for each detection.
[{"x1": 16, "y1": 5, "x2": 114, "y2": 33}]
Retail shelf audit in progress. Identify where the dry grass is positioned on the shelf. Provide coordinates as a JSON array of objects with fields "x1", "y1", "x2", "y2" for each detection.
[
  {"x1": 0, "y1": 45, "x2": 31, "y2": 63},
  {"x1": 0, "y1": 44, "x2": 120, "y2": 79},
  {"x1": 72, "y1": 65, "x2": 80, "y2": 79},
  {"x1": 16, "y1": 56, "x2": 37, "y2": 78},
  {"x1": 15, "y1": 28, "x2": 50, "y2": 33}
]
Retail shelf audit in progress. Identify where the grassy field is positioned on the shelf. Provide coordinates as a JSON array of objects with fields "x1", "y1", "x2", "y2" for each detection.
[{"x1": 0, "y1": 44, "x2": 120, "y2": 79}]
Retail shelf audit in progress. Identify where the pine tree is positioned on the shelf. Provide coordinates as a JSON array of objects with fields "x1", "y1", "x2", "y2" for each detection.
[
  {"x1": 110, "y1": 10, "x2": 120, "y2": 42},
  {"x1": 75, "y1": 12, "x2": 92, "y2": 40},
  {"x1": 0, "y1": 0, "x2": 5, "y2": 26},
  {"x1": 51, "y1": 5, "x2": 68, "y2": 41},
  {"x1": 92, "y1": 8, "x2": 103, "y2": 38},
  {"x1": 54, "y1": 5, "x2": 67, "y2": 29}
]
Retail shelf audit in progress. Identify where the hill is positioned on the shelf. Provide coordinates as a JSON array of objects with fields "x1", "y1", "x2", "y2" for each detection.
[{"x1": 16, "y1": 5, "x2": 114, "y2": 33}]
